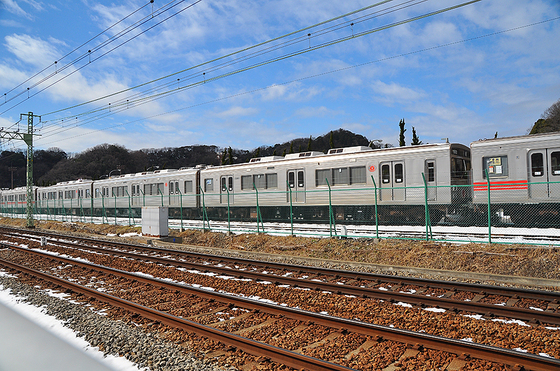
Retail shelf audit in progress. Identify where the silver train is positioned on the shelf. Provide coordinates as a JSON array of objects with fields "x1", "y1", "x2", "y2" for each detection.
[{"x1": 1, "y1": 132, "x2": 559, "y2": 227}]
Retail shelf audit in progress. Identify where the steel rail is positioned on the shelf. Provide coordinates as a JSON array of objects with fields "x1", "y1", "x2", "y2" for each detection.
[
  {"x1": 1, "y1": 243, "x2": 560, "y2": 371},
  {"x1": 0, "y1": 253, "x2": 353, "y2": 371},
  {"x1": 33, "y1": 238, "x2": 560, "y2": 325},
  {"x1": 5, "y1": 229, "x2": 559, "y2": 325},
  {"x1": 3, "y1": 227, "x2": 558, "y2": 301}
]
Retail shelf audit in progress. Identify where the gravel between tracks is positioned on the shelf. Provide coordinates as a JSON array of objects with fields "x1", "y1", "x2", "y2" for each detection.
[
  {"x1": 0, "y1": 273, "x2": 229, "y2": 371},
  {"x1": 1, "y1": 217, "x2": 559, "y2": 371},
  {"x1": 5, "y1": 218, "x2": 558, "y2": 285}
]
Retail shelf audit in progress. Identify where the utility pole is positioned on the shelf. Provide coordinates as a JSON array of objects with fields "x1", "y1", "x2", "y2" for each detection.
[
  {"x1": 8, "y1": 166, "x2": 17, "y2": 189},
  {"x1": 0, "y1": 112, "x2": 40, "y2": 228}
]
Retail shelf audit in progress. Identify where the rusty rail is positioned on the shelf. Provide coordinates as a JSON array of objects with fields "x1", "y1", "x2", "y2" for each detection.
[{"x1": 1, "y1": 243, "x2": 560, "y2": 371}]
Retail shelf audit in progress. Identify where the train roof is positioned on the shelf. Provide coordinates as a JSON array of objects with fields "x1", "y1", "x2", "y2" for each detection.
[
  {"x1": 471, "y1": 131, "x2": 560, "y2": 147},
  {"x1": 202, "y1": 142, "x2": 465, "y2": 172}
]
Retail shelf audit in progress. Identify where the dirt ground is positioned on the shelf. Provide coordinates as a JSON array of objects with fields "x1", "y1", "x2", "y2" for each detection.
[{"x1": 1, "y1": 217, "x2": 559, "y2": 281}]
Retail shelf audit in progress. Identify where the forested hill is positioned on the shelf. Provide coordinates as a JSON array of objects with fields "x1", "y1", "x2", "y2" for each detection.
[{"x1": 0, "y1": 128, "x2": 370, "y2": 188}]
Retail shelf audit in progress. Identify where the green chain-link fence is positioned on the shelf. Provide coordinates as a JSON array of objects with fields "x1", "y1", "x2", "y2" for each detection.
[{"x1": 2, "y1": 178, "x2": 559, "y2": 245}]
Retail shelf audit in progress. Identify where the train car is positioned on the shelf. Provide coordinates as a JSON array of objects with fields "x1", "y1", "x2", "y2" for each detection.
[
  {"x1": 1, "y1": 142, "x2": 471, "y2": 227},
  {"x1": 35, "y1": 179, "x2": 93, "y2": 217},
  {"x1": 471, "y1": 131, "x2": 560, "y2": 227},
  {"x1": 85, "y1": 167, "x2": 201, "y2": 218},
  {"x1": 0, "y1": 186, "x2": 30, "y2": 215},
  {"x1": 199, "y1": 142, "x2": 471, "y2": 224}
]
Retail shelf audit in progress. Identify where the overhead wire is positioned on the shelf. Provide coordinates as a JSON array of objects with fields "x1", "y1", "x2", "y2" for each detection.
[
  {"x1": 0, "y1": 0, "x2": 202, "y2": 117},
  {"x1": 1, "y1": 0, "x2": 158, "y2": 113},
  {"x1": 39, "y1": 0, "x2": 430, "y2": 134},
  {"x1": 39, "y1": 0, "x2": 400, "y2": 120},
  {"x1": 39, "y1": 0, "x2": 480, "y2": 136},
  {"x1": 32, "y1": 15, "x2": 560, "y2": 149}
]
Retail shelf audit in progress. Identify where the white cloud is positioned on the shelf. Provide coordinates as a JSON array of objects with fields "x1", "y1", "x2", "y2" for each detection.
[
  {"x1": 0, "y1": 63, "x2": 29, "y2": 89},
  {"x1": 295, "y1": 106, "x2": 342, "y2": 118},
  {"x1": 213, "y1": 106, "x2": 258, "y2": 118},
  {"x1": 4, "y1": 34, "x2": 60, "y2": 68},
  {"x1": 1, "y1": 0, "x2": 29, "y2": 17},
  {"x1": 372, "y1": 81, "x2": 426, "y2": 104}
]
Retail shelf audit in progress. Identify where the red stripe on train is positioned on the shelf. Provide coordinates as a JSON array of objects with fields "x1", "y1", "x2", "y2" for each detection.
[{"x1": 473, "y1": 180, "x2": 528, "y2": 192}]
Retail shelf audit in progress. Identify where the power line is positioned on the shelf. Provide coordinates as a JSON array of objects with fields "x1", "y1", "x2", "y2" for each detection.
[
  {"x1": 33, "y1": 15, "x2": 560, "y2": 149},
  {"x1": 40, "y1": 0, "x2": 400, "y2": 119},
  {"x1": 40, "y1": 0, "x2": 481, "y2": 131},
  {"x1": 1, "y1": 0, "x2": 202, "y2": 117}
]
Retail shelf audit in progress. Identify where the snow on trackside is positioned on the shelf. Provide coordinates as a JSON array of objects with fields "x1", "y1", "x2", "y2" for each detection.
[{"x1": 0, "y1": 284, "x2": 145, "y2": 371}]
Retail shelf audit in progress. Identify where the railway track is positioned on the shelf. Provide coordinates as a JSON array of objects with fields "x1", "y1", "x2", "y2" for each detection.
[
  {"x1": 1, "y1": 227, "x2": 560, "y2": 370},
  {"x1": 1, "y1": 242, "x2": 559, "y2": 370},
  {"x1": 2, "y1": 227, "x2": 559, "y2": 326}
]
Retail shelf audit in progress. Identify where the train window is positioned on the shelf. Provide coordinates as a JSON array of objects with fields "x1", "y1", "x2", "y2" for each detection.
[
  {"x1": 266, "y1": 173, "x2": 278, "y2": 188},
  {"x1": 552, "y1": 152, "x2": 560, "y2": 175},
  {"x1": 426, "y1": 162, "x2": 435, "y2": 182},
  {"x1": 381, "y1": 164, "x2": 390, "y2": 184},
  {"x1": 298, "y1": 171, "x2": 304, "y2": 187},
  {"x1": 451, "y1": 158, "x2": 470, "y2": 179},
  {"x1": 156, "y1": 183, "x2": 164, "y2": 195},
  {"x1": 170, "y1": 182, "x2": 175, "y2": 194},
  {"x1": 531, "y1": 153, "x2": 544, "y2": 177},
  {"x1": 228, "y1": 177, "x2": 233, "y2": 191},
  {"x1": 394, "y1": 163, "x2": 404, "y2": 183},
  {"x1": 315, "y1": 169, "x2": 330, "y2": 186},
  {"x1": 254, "y1": 174, "x2": 266, "y2": 189},
  {"x1": 483, "y1": 156, "x2": 508, "y2": 178},
  {"x1": 332, "y1": 167, "x2": 348, "y2": 185},
  {"x1": 350, "y1": 166, "x2": 366, "y2": 184},
  {"x1": 204, "y1": 179, "x2": 213, "y2": 192},
  {"x1": 86, "y1": 189, "x2": 91, "y2": 198},
  {"x1": 288, "y1": 172, "x2": 295, "y2": 188},
  {"x1": 184, "y1": 181, "x2": 192, "y2": 193},
  {"x1": 174, "y1": 182, "x2": 179, "y2": 193},
  {"x1": 144, "y1": 184, "x2": 152, "y2": 195},
  {"x1": 241, "y1": 175, "x2": 252, "y2": 190},
  {"x1": 221, "y1": 177, "x2": 227, "y2": 192}
]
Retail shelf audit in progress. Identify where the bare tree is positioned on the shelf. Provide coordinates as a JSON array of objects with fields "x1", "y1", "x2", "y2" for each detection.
[{"x1": 529, "y1": 98, "x2": 560, "y2": 134}]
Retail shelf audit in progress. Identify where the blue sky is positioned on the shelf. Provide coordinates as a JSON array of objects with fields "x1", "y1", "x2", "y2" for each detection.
[{"x1": 0, "y1": 0, "x2": 559, "y2": 154}]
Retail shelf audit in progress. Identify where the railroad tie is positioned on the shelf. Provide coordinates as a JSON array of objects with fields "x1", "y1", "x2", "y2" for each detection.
[
  {"x1": 381, "y1": 347, "x2": 422, "y2": 371},
  {"x1": 232, "y1": 318, "x2": 278, "y2": 335}
]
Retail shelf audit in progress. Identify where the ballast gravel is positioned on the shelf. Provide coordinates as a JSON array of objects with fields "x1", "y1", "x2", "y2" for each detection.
[{"x1": 0, "y1": 274, "x2": 229, "y2": 371}]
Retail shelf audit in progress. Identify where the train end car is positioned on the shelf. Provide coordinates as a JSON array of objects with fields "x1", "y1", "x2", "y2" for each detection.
[{"x1": 470, "y1": 132, "x2": 560, "y2": 227}]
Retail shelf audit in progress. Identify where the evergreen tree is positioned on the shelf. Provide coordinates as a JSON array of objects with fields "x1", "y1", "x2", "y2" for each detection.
[
  {"x1": 220, "y1": 149, "x2": 227, "y2": 165},
  {"x1": 228, "y1": 147, "x2": 233, "y2": 165},
  {"x1": 411, "y1": 127, "x2": 422, "y2": 145},
  {"x1": 399, "y1": 119, "x2": 406, "y2": 147},
  {"x1": 289, "y1": 141, "x2": 294, "y2": 153},
  {"x1": 307, "y1": 135, "x2": 312, "y2": 151},
  {"x1": 282, "y1": 148, "x2": 286, "y2": 156},
  {"x1": 329, "y1": 131, "x2": 334, "y2": 148}
]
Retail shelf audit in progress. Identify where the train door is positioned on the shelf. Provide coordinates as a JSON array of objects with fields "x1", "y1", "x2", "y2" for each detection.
[
  {"x1": 220, "y1": 175, "x2": 234, "y2": 204},
  {"x1": 551, "y1": 150, "x2": 560, "y2": 198},
  {"x1": 132, "y1": 184, "x2": 141, "y2": 206},
  {"x1": 379, "y1": 161, "x2": 405, "y2": 201},
  {"x1": 529, "y1": 149, "x2": 560, "y2": 199},
  {"x1": 287, "y1": 169, "x2": 305, "y2": 203},
  {"x1": 425, "y1": 160, "x2": 436, "y2": 201},
  {"x1": 169, "y1": 180, "x2": 180, "y2": 206}
]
